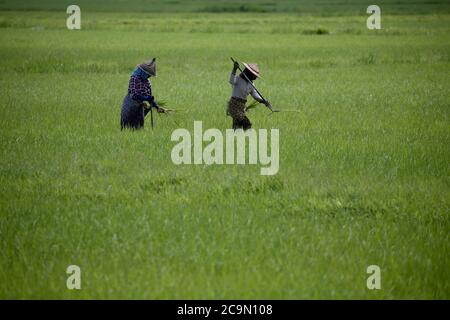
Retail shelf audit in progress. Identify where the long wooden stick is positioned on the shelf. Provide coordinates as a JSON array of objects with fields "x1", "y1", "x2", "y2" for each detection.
[{"x1": 150, "y1": 106, "x2": 154, "y2": 130}]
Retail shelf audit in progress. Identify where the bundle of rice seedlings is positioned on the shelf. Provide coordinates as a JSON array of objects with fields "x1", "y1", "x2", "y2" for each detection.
[
  {"x1": 245, "y1": 99, "x2": 259, "y2": 111},
  {"x1": 154, "y1": 99, "x2": 184, "y2": 113}
]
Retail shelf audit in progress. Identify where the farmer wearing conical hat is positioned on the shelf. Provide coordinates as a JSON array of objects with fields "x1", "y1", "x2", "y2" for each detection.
[
  {"x1": 120, "y1": 58, "x2": 166, "y2": 130},
  {"x1": 227, "y1": 60, "x2": 272, "y2": 130}
]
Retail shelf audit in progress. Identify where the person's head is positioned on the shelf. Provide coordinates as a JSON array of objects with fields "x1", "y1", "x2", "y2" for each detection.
[
  {"x1": 241, "y1": 63, "x2": 260, "y2": 82},
  {"x1": 242, "y1": 68, "x2": 257, "y2": 81},
  {"x1": 137, "y1": 57, "x2": 157, "y2": 77}
]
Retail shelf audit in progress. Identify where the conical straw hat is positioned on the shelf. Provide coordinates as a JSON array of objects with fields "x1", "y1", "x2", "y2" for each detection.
[
  {"x1": 138, "y1": 58, "x2": 157, "y2": 76},
  {"x1": 242, "y1": 62, "x2": 260, "y2": 78}
]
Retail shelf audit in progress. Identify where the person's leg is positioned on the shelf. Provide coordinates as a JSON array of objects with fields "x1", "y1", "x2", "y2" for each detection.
[
  {"x1": 234, "y1": 103, "x2": 250, "y2": 130},
  {"x1": 232, "y1": 117, "x2": 242, "y2": 130},
  {"x1": 229, "y1": 98, "x2": 247, "y2": 130},
  {"x1": 242, "y1": 116, "x2": 252, "y2": 130}
]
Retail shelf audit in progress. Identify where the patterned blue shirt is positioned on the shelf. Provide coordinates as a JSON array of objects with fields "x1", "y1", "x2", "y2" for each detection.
[{"x1": 128, "y1": 74, "x2": 152, "y2": 101}]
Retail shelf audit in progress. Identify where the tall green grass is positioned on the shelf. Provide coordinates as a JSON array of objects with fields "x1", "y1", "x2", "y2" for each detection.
[{"x1": 0, "y1": 7, "x2": 449, "y2": 299}]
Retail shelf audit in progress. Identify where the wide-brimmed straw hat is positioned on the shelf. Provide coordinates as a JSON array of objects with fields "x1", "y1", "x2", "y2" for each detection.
[
  {"x1": 138, "y1": 58, "x2": 157, "y2": 76},
  {"x1": 242, "y1": 62, "x2": 260, "y2": 78}
]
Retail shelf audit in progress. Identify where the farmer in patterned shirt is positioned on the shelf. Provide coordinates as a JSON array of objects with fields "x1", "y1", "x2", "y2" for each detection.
[
  {"x1": 120, "y1": 58, "x2": 166, "y2": 130},
  {"x1": 227, "y1": 60, "x2": 272, "y2": 130}
]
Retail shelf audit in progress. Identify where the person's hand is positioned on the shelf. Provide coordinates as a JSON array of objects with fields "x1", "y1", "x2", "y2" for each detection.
[
  {"x1": 157, "y1": 106, "x2": 167, "y2": 114},
  {"x1": 233, "y1": 61, "x2": 239, "y2": 71}
]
